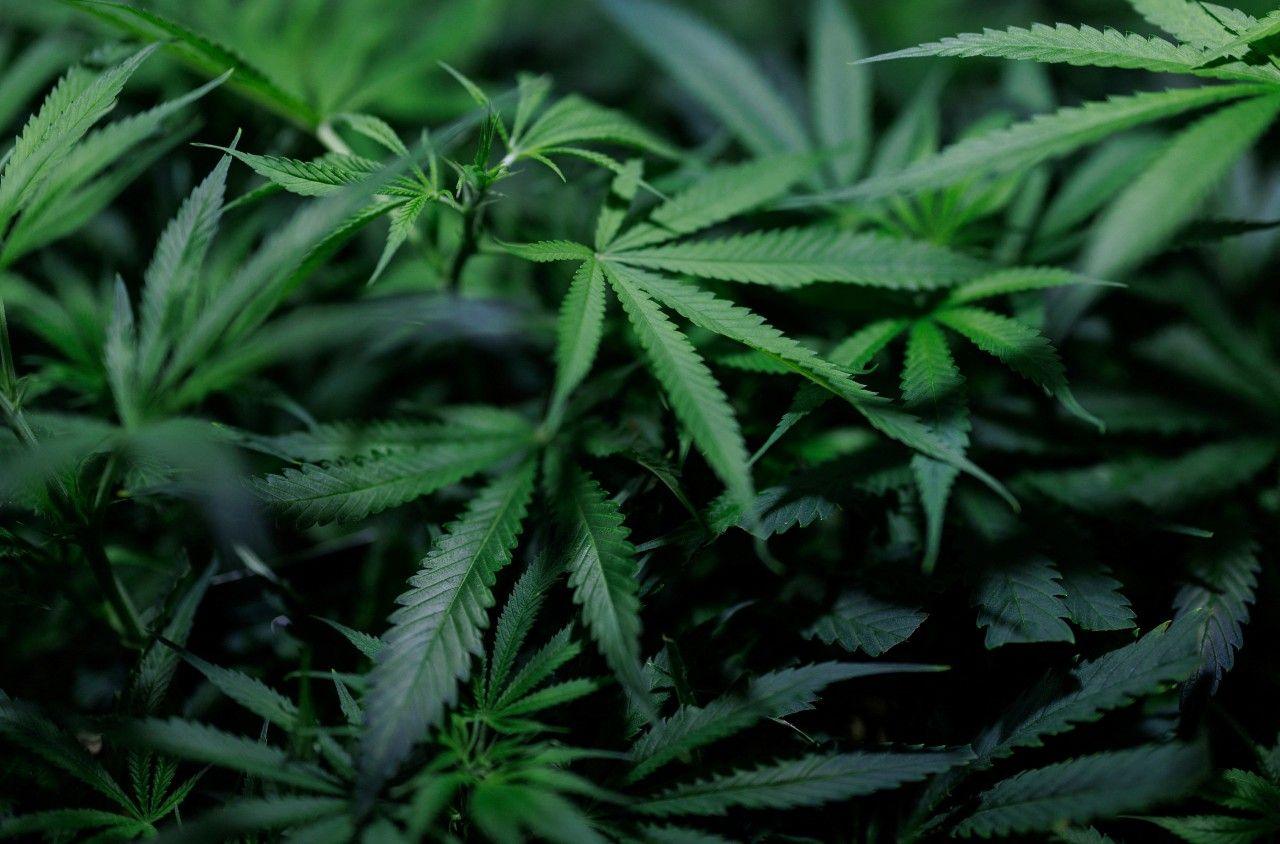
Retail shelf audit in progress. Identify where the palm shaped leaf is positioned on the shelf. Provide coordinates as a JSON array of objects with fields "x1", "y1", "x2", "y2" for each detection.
[
  {"x1": 603, "y1": 262, "x2": 753, "y2": 512},
  {"x1": 359, "y1": 460, "x2": 536, "y2": 794}
]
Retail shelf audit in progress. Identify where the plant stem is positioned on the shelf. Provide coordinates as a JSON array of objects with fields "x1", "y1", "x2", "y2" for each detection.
[
  {"x1": 6, "y1": 402, "x2": 142, "y2": 645},
  {"x1": 316, "y1": 121, "x2": 352, "y2": 155},
  {"x1": 444, "y1": 190, "x2": 487, "y2": 293},
  {"x1": 1, "y1": 391, "x2": 74, "y2": 513},
  {"x1": 6, "y1": 382, "x2": 141, "y2": 644},
  {"x1": 82, "y1": 531, "x2": 146, "y2": 647},
  {"x1": 0, "y1": 391, "x2": 37, "y2": 447}
]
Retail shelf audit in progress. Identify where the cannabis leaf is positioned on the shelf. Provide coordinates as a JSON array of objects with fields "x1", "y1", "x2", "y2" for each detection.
[
  {"x1": 1174, "y1": 537, "x2": 1260, "y2": 694},
  {"x1": 861, "y1": 24, "x2": 1272, "y2": 81},
  {"x1": 629, "y1": 661, "x2": 944, "y2": 782},
  {"x1": 1059, "y1": 564, "x2": 1136, "y2": 632},
  {"x1": 253, "y1": 418, "x2": 533, "y2": 525},
  {"x1": 636, "y1": 750, "x2": 973, "y2": 816},
  {"x1": 600, "y1": 0, "x2": 809, "y2": 158},
  {"x1": 119, "y1": 718, "x2": 341, "y2": 793},
  {"x1": 360, "y1": 460, "x2": 536, "y2": 795},
  {"x1": 556, "y1": 467, "x2": 649, "y2": 710},
  {"x1": 610, "y1": 227, "x2": 988, "y2": 290},
  {"x1": 973, "y1": 557, "x2": 1074, "y2": 648},
  {"x1": 790, "y1": 85, "x2": 1269, "y2": 204},
  {"x1": 603, "y1": 262, "x2": 754, "y2": 512},
  {"x1": 805, "y1": 591, "x2": 929, "y2": 657},
  {"x1": 956, "y1": 743, "x2": 1207, "y2": 837},
  {"x1": 1083, "y1": 94, "x2": 1280, "y2": 277}
]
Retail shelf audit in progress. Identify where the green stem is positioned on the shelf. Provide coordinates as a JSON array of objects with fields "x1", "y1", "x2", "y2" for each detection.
[
  {"x1": 0, "y1": 391, "x2": 37, "y2": 447},
  {"x1": 82, "y1": 532, "x2": 146, "y2": 647},
  {"x1": 316, "y1": 121, "x2": 352, "y2": 155},
  {"x1": 444, "y1": 190, "x2": 487, "y2": 292},
  {"x1": 1, "y1": 391, "x2": 73, "y2": 512},
  {"x1": 93, "y1": 452, "x2": 120, "y2": 513},
  {"x1": 3, "y1": 302, "x2": 142, "y2": 645}
]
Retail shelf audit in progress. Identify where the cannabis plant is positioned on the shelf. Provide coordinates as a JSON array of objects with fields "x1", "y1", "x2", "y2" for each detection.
[{"x1": 2, "y1": 0, "x2": 1277, "y2": 841}]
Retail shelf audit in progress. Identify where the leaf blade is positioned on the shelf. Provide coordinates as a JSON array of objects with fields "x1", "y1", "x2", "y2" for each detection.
[{"x1": 359, "y1": 460, "x2": 537, "y2": 796}]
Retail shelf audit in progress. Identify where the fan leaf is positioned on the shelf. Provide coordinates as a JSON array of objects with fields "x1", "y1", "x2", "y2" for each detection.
[{"x1": 359, "y1": 460, "x2": 536, "y2": 795}]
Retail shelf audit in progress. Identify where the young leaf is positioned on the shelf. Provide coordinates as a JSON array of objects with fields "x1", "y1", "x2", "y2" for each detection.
[
  {"x1": 335, "y1": 112, "x2": 410, "y2": 156},
  {"x1": 831, "y1": 319, "x2": 913, "y2": 369},
  {"x1": 488, "y1": 555, "x2": 559, "y2": 702},
  {"x1": 212, "y1": 147, "x2": 385, "y2": 197},
  {"x1": 511, "y1": 74, "x2": 553, "y2": 141},
  {"x1": 318, "y1": 617, "x2": 384, "y2": 661},
  {"x1": 103, "y1": 277, "x2": 138, "y2": 426},
  {"x1": 0, "y1": 44, "x2": 157, "y2": 235},
  {"x1": 1055, "y1": 827, "x2": 1121, "y2": 844},
  {"x1": 369, "y1": 193, "x2": 430, "y2": 285},
  {"x1": 858, "y1": 404, "x2": 1017, "y2": 510},
  {"x1": 359, "y1": 460, "x2": 536, "y2": 796},
  {"x1": 470, "y1": 780, "x2": 607, "y2": 844},
  {"x1": 594, "y1": 158, "x2": 644, "y2": 251},
  {"x1": 615, "y1": 262, "x2": 880, "y2": 406},
  {"x1": 161, "y1": 168, "x2": 402, "y2": 386},
  {"x1": 1019, "y1": 439, "x2": 1278, "y2": 514},
  {"x1": 0, "y1": 809, "x2": 137, "y2": 840},
  {"x1": 514, "y1": 94, "x2": 679, "y2": 159},
  {"x1": 237, "y1": 416, "x2": 518, "y2": 462},
  {"x1": 491, "y1": 625, "x2": 582, "y2": 711},
  {"x1": 493, "y1": 678, "x2": 603, "y2": 718},
  {"x1": 500, "y1": 239, "x2": 594, "y2": 263},
  {"x1": 131, "y1": 563, "x2": 215, "y2": 714},
  {"x1": 614, "y1": 261, "x2": 1006, "y2": 500},
  {"x1": 900, "y1": 321, "x2": 967, "y2": 570},
  {"x1": 0, "y1": 72, "x2": 228, "y2": 267},
  {"x1": 901, "y1": 320, "x2": 961, "y2": 406},
  {"x1": 610, "y1": 157, "x2": 813, "y2": 251},
  {"x1": 137, "y1": 149, "x2": 232, "y2": 384},
  {"x1": 149, "y1": 796, "x2": 349, "y2": 841}
]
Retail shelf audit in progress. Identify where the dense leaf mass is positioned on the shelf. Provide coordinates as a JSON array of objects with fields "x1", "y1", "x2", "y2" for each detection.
[{"x1": 1, "y1": 0, "x2": 1278, "y2": 841}]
